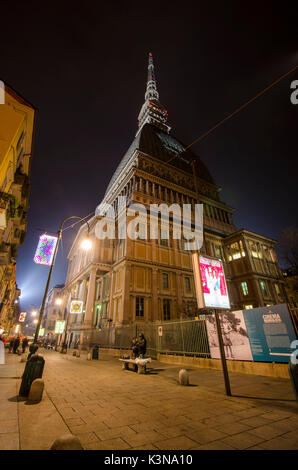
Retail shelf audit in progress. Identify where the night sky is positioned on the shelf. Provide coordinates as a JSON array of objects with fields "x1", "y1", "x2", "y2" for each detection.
[{"x1": 1, "y1": 1, "x2": 297, "y2": 311}]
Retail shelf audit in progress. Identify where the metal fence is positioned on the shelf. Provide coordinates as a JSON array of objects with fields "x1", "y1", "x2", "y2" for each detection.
[{"x1": 82, "y1": 319, "x2": 211, "y2": 359}]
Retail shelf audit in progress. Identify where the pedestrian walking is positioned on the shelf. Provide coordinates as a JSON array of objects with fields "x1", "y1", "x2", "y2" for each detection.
[
  {"x1": 22, "y1": 336, "x2": 29, "y2": 354},
  {"x1": 137, "y1": 333, "x2": 147, "y2": 359},
  {"x1": 9, "y1": 337, "x2": 14, "y2": 353}
]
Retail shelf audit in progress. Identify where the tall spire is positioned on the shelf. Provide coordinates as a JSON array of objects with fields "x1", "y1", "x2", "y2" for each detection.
[
  {"x1": 136, "y1": 53, "x2": 171, "y2": 135},
  {"x1": 145, "y1": 53, "x2": 159, "y2": 101}
]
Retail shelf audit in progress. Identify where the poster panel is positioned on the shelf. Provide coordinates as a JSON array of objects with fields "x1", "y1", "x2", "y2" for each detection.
[
  {"x1": 206, "y1": 311, "x2": 253, "y2": 361},
  {"x1": 199, "y1": 255, "x2": 230, "y2": 309},
  {"x1": 243, "y1": 304, "x2": 297, "y2": 363}
]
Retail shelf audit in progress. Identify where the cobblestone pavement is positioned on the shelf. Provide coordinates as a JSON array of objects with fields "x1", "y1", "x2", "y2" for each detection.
[{"x1": 0, "y1": 349, "x2": 297, "y2": 450}]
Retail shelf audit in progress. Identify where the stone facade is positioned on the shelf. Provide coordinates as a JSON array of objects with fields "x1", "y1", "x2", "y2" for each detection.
[{"x1": 56, "y1": 55, "x2": 286, "y2": 349}]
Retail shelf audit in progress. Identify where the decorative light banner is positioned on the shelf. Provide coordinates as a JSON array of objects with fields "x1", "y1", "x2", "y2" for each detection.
[
  {"x1": 39, "y1": 328, "x2": 45, "y2": 337},
  {"x1": 70, "y1": 300, "x2": 83, "y2": 314},
  {"x1": 33, "y1": 234, "x2": 58, "y2": 266},
  {"x1": 19, "y1": 312, "x2": 27, "y2": 322},
  {"x1": 54, "y1": 321, "x2": 65, "y2": 334},
  {"x1": 205, "y1": 304, "x2": 297, "y2": 363},
  {"x1": 192, "y1": 254, "x2": 230, "y2": 309}
]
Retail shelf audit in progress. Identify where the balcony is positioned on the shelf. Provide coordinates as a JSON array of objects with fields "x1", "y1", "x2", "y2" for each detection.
[{"x1": 0, "y1": 243, "x2": 11, "y2": 265}]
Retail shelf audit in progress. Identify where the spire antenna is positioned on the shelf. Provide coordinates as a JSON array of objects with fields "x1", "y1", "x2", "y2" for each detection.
[{"x1": 137, "y1": 53, "x2": 171, "y2": 135}]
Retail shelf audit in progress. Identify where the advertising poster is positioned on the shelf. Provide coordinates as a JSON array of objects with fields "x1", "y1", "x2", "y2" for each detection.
[
  {"x1": 242, "y1": 304, "x2": 297, "y2": 363},
  {"x1": 205, "y1": 304, "x2": 297, "y2": 363},
  {"x1": 206, "y1": 311, "x2": 253, "y2": 361},
  {"x1": 199, "y1": 255, "x2": 230, "y2": 309}
]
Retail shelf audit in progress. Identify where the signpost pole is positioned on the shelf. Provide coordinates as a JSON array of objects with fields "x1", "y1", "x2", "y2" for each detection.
[{"x1": 214, "y1": 310, "x2": 231, "y2": 396}]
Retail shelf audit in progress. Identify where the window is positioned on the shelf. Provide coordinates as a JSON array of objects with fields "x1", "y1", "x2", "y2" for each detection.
[
  {"x1": 163, "y1": 299, "x2": 170, "y2": 321},
  {"x1": 229, "y1": 242, "x2": 241, "y2": 260},
  {"x1": 259, "y1": 280, "x2": 268, "y2": 297},
  {"x1": 136, "y1": 297, "x2": 144, "y2": 317},
  {"x1": 244, "y1": 305, "x2": 253, "y2": 310},
  {"x1": 162, "y1": 273, "x2": 169, "y2": 289},
  {"x1": 185, "y1": 277, "x2": 191, "y2": 292},
  {"x1": 241, "y1": 282, "x2": 249, "y2": 296},
  {"x1": 213, "y1": 244, "x2": 221, "y2": 259}
]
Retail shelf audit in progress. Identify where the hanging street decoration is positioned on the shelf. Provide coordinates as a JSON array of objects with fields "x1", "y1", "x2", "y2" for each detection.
[
  {"x1": 33, "y1": 234, "x2": 58, "y2": 266},
  {"x1": 54, "y1": 321, "x2": 65, "y2": 334},
  {"x1": 70, "y1": 300, "x2": 83, "y2": 314},
  {"x1": 19, "y1": 312, "x2": 27, "y2": 322}
]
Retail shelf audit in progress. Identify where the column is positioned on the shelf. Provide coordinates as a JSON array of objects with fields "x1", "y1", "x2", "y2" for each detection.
[{"x1": 82, "y1": 268, "x2": 97, "y2": 328}]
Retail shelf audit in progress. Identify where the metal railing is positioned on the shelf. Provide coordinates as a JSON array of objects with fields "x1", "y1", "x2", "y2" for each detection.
[{"x1": 81, "y1": 319, "x2": 211, "y2": 359}]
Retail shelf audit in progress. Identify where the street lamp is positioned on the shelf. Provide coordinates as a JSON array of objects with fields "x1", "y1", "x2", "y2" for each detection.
[
  {"x1": 31, "y1": 311, "x2": 37, "y2": 317},
  {"x1": 55, "y1": 298, "x2": 63, "y2": 305},
  {"x1": 33, "y1": 215, "x2": 92, "y2": 344}
]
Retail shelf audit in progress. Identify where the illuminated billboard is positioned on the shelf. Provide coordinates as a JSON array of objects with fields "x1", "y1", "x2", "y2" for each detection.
[
  {"x1": 33, "y1": 234, "x2": 58, "y2": 266},
  {"x1": 38, "y1": 328, "x2": 45, "y2": 337},
  {"x1": 192, "y1": 254, "x2": 230, "y2": 309},
  {"x1": 54, "y1": 321, "x2": 65, "y2": 334},
  {"x1": 19, "y1": 312, "x2": 27, "y2": 322},
  {"x1": 70, "y1": 300, "x2": 83, "y2": 314}
]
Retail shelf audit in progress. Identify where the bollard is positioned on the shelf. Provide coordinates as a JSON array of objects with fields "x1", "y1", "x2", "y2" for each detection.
[
  {"x1": 178, "y1": 369, "x2": 189, "y2": 386},
  {"x1": 92, "y1": 345, "x2": 99, "y2": 360},
  {"x1": 72, "y1": 351, "x2": 76, "y2": 356},
  {"x1": 28, "y1": 379, "x2": 44, "y2": 402},
  {"x1": 76, "y1": 350, "x2": 80, "y2": 357},
  {"x1": 19, "y1": 354, "x2": 45, "y2": 397},
  {"x1": 50, "y1": 434, "x2": 83, "y2": 450},
  {"x1": 87, "y1": 352, "x2": 91, "y2": 360}
]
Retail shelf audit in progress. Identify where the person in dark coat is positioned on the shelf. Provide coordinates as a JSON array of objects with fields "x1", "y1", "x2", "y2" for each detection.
[
  {"x1": 9, "y1": 337, "x2": 14, "y2": 353},
  {"x1": 13, "y1": 336, "x2": 20, "y2": 354},
  {"x1": 137, "y1": 333, "x2": 147, "y2": 359},
  {"x1": 22, "y1": 337, "x2": 29, "y2": 353}
]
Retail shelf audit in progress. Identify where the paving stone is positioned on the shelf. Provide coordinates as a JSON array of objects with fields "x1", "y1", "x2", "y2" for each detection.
[
  {"x1": 84, "y1": 437, "x2": 131, "y2": 450},
  {"x1": 221, "y1": 431, "x2": 267, "y2": 450},
  {"x1": 0, "y1": 432, "x2": 19, "y2": 450},
  {"x1": 155, "y1": 436, "x2": 198, "y2": 450}
]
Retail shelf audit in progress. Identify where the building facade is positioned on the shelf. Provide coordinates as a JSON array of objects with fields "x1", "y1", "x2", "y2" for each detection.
[
  {"x1": 59, "y1": 54, "x2": 286, "y2": 349},
  {"x1": 42, "y1": 284, "x2": 65, "y2": 337},
  {"x1": 0, "y1": 82, "x2": 37, "y2": 334}
]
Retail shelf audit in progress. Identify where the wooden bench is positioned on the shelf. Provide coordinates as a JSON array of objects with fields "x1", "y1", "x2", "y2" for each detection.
[{"x1": 119, "y1": 358, "x2": 147, "y2": 374}]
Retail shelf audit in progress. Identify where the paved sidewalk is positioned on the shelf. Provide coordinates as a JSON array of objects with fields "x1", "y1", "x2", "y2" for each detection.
[{"x1": 0, "y1": 349, "x2": 297, "y2": 450}]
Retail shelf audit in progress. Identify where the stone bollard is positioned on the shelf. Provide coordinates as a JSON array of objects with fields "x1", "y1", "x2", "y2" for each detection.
[
  {"x1": 87, "y1": 352, "x2": 91, "y2": 361},
  {"x1": 72, "y1": 351, "x2": 76, "y2": 356},
  {"x1": 28, "y1": 378, "x2": 44, "y2": 402},
  {"x1": 76, "y1": 350, "x2": 80, "y2": 357},
  {"x1": 50, "y1": 434, "x2": 83, "y2": 450},
  {"x1": 178, "y1": 369, "x2": 189, "y2": 386}
]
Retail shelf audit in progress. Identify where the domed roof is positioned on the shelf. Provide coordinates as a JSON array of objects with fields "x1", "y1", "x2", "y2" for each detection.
[{"x1": 104, "y1": 123, "x2": 214, "y2": 197}]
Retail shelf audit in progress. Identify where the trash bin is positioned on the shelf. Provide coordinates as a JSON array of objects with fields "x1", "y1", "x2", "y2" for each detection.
[
  {"x1": 19, "y1": 354, "x2": 45, "y2": 397},
  {"x1": 288, "y1": 361, "x2": 298, "y2": 402},
  {"x1": 92, "y1": 345, "x2": 99, "y2": 360}
]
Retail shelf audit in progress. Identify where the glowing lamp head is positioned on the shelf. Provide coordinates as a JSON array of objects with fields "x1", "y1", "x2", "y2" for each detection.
[
  {"x1": 31, "y1": 311, "x2": 37, "y2": 317},
  {"x1": 33, "y1": 319, "x2": 38, "y2": 324},
  {"x1": 81, "y1": 238, "x2": 92, "y2": 251},
  {"x1": 55, "y1": 298, "x2": 62, "y2": 305}
]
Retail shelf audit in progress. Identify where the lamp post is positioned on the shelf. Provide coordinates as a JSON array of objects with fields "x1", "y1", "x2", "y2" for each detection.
[{"x1": 33, "y1": 216, "x2": 91, "y2": 344}]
